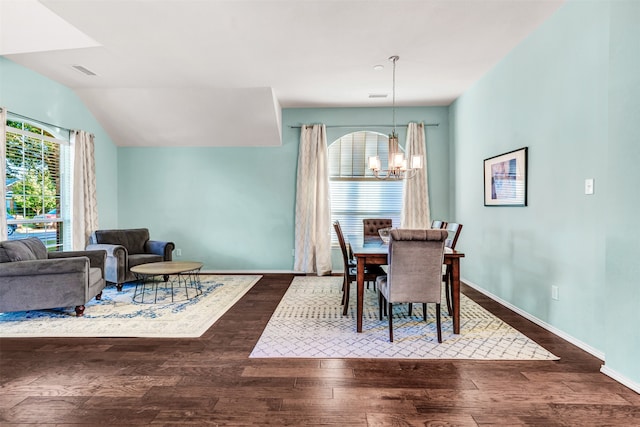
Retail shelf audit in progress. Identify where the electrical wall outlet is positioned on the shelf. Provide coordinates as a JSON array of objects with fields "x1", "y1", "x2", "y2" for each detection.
[
  {"x1": 551, "y1": 285, "x2": 559, "y2": 300},
  {"x1": 176, "y1": 248, "x2": 182, "y2": 257},
  {"x1": 585, "y1": 178, "x2": 594, "y2": 195}
]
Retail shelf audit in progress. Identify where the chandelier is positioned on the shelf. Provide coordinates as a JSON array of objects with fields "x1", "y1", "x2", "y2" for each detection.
[{"x1": 368, "y1": 55, "x2": 422, "y2": 180}]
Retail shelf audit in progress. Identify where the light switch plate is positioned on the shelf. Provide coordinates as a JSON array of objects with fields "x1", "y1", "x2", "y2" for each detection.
[{"x1": 584, "y1": 178, "x2": 594, "y2": 195}]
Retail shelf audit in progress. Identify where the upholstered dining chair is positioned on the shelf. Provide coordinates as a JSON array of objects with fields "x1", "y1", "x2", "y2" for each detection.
[
  {"x1": 362, "y1": 218, "x2": 394, "y2": 288},
  {"x1": 333, "y1": 220, "x2": 384, "y2": 316},
  {"x1": 443, "y1": 222, "x2": 463, "y2": 315},
  {"x1": 363, "y1": 218, "x2": 393, "y2": 240},
  {"x1": 376, "y1": 228, "x2": 448, "y2": 342}
]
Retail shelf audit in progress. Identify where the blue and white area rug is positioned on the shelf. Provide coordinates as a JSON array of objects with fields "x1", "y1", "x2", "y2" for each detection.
[
  {"x1": 250, "y1": 276, "x2": 559, "y2": 360},
  {"x1": 0, "y1": 275, "x2": 261, "y2": 338}
]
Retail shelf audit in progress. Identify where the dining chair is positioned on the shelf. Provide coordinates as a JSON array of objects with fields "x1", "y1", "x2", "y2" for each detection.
[
  {"x1": 376, "y1": 228, "x2": 448, "y2": 342},
  {"x1": 362, "y1": 218, "x2": 393, "y2": 239},
  {"x1": 430, "y1": 220, "x2": 447, "y2": 229},
  {"x1": 361, "y1": 218, "x2": 393, "y2": 289},
  {"x1": 444, "y1": 222, "x2": 463, "y2": 249},
  {"x1": 333, "y1": 220, "x2": 384, "y2": 316},
  {"x1": 443, "y1": 222, "x2": 463, "y2": 315}
]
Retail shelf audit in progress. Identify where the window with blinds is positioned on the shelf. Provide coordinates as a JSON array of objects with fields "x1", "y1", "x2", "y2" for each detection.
[
  {"x1": 4, "y1": 116, "x2": 71, "y2": 250},
  {"x1": 328, "y1": 131, "x2": 403, "y2": 244}
]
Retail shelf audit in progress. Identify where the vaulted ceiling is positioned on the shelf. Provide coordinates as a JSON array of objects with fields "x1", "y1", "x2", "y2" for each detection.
[{"x1": 0, "y1": 0, "x2": 564, "y2": 147}]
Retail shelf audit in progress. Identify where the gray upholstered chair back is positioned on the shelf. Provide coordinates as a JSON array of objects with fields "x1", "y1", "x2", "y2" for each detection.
[
  {"x1": 386, "y1": 228, "x2": 448, "y2": 304},
  {"x1": 90, "y1": 228, "x2": 150, "y2": 254}
]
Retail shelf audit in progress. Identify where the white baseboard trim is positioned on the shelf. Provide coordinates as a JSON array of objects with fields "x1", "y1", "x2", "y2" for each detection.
[
  {"x1": 600, "y1": 365, "x2": 640, "y2": 394},
  {"x1": 462, "y1": 277, "x2": 605, "y2": 360}
]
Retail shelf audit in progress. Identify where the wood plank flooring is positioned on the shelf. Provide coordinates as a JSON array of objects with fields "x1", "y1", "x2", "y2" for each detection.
[{"x1": 1, "y1": 273, "x2": 638, "y2": 426}]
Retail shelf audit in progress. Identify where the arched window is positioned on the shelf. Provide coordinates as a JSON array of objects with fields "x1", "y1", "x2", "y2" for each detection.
[
  {"x1": 328, "y1": 131, "x2": 404, "y2": 244},
  {"x1": 5, "y1": 116, "x2": 71, "y2": 250}
]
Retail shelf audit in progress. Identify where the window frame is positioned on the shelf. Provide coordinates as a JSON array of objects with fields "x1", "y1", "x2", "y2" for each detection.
[
  {"x1": 4, "y1": 116, "x2": 71, "y2": 251},
  {"x1": 328, "y1": 130, "x2": 404, "y2": 245}
]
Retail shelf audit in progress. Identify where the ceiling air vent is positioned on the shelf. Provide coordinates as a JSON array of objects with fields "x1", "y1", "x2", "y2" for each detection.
[{"x1": 72, "y1": 65, "x2": 97, "y2": 76}]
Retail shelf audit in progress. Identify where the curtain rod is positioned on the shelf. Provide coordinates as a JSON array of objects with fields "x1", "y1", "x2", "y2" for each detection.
[
  {"x1": 289, "y1": 123, "x2": 439, "y2": 129},
  {"x1": 4, "y1": 110, "x2": 73, "y2": 133}
]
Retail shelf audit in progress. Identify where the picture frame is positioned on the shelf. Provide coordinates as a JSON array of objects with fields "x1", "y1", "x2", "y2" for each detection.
[{"x1": 484, "y1": 147, "x2": 528, "y2": 207}]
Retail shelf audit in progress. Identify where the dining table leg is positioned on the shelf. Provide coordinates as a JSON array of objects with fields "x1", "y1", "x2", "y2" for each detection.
[
  {"x1": 451, "y1": 257, "x2": 461, "y2": 334},
  {"x1": 357, "y1": 257, "x2": 365, "y2": 333}
]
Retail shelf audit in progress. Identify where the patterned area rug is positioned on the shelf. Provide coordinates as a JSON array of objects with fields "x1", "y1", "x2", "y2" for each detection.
[
  {"x1": 250, "y1": 276, "x2": 559, "y2": 360},
  {"x1": 0, "y1": 275, "x2": 261, "y2": 338}
]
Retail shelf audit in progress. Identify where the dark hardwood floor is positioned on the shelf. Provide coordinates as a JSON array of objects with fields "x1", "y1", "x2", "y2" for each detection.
[{"x1": 1, "y1": 273, "x2": 638, "y2": 426}]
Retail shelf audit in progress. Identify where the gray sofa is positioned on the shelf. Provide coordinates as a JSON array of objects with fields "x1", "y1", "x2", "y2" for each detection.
[
  {"x1": 86, "y1": 228, "x2": 174, "y2": 291},
  {"x1": 0, "y1": 238, "x2": 107, "y2": 316}
]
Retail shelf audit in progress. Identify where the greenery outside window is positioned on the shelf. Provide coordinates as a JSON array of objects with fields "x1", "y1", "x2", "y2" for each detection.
[
  {"x1": 328, "y1": 131, "x2": 403, "y2": 244},
  {"x1": 4, "y1": 116, "x2": 71, "y2": 250}
]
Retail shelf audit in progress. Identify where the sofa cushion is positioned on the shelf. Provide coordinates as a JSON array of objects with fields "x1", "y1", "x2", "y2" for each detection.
[
  {"x1": 0, "y1": 238, "x2": 48, "y2": 262},
  {"x1": 20, "y1": 237, "x2": 48, "y2": 259},
  {"x1": 93, "y1": 228, "x2": 149, "y2": 255}
]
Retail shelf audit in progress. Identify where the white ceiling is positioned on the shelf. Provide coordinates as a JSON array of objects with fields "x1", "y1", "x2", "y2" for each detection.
[{"x1": 0, "y1": 0, "x2": 564, "y2": 147}]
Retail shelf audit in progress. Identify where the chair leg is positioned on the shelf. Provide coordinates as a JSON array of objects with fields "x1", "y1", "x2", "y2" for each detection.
[
  {"x1": 444, "y1": 266, "x2": 453, "y2": 316},
  {"x1": 388, "y1": 302, "x2": 394, "y2": 342},
  {"x1": 378, "y1": 291, "x2": 383, "y2": 320},
  {"x1": 341, "y1": 276, "x2": 347, "y2": 306},
  {"x1": 422, "y1": 303, "x2": 427, "y2": 321},
  {"x1": 342, "y1": 281, "x2": 350, "y2": 316},
  {"x1": 75, "y1": 305, "x2": 85, "y2": 316},
  {"x1": 436, "y1": 303, "x2": 442, "y2": 343},
  {"x1": 408, "y1": 303, "x2": 413, "y2": 316}
]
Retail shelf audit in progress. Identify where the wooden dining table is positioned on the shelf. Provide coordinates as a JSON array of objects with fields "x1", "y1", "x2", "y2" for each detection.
[{"x1": 351, "y1": 238, "x2": 465, "y2": 334}]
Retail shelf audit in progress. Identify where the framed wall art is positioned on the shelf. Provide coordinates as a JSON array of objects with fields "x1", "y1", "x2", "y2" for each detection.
[{"x1": 484, "y1": 147, "x2": 528, "y2": 207}]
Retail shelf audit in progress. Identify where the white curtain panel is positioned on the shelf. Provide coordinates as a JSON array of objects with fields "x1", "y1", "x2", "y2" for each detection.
[
  {"x1": 401, "y1": 122, "x2": 431, "y2": 228},
  {"x1": 0, "y1": 108, "x2": 7, "y2": 241},
  {"x1": 294, "y1": 124, "x2": 332, "y2": 276},
  {"x1": 72, "y1": 130, "x2": 99, "y2": 250}
]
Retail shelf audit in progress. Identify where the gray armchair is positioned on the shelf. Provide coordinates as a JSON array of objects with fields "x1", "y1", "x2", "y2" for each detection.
[
  {"x1": 0, "y1": 237, "x2": 106, "y2": 316},
  {"x1": 86, "y1": 228, "x2": 175, "y2": 291},
  {"x1": 376, "y1": 228, "x2": 448, "y2": 342}
]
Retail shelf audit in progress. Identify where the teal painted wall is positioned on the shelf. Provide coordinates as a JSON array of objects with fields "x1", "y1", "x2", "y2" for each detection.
[
  {"x1": 117, "y1": 106, "x2": 449, "y2": 271},
  {"x1": 451, "y1": 0, "x2": 639, "y2": 386},
  {"x1": 605, "y1": 1, "x2": 640, "y2": 385},
  {"x1": 0, "y1": 57, "x2": 119, "y2": 228},
  {"x1": 117, "y1": 143, "x2": 299, "y2": 271}
]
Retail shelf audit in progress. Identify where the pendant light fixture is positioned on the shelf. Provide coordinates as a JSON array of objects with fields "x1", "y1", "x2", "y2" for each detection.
[{"x1": 368, "y1": 55, "x2": 422, "y2": 180}]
